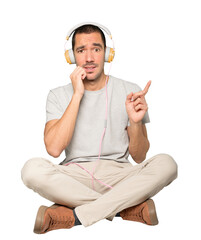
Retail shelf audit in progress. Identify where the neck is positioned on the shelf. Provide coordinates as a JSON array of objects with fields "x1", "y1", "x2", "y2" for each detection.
[{"x1": 83, "y1": 72, "x2": 108, "y2": 91}]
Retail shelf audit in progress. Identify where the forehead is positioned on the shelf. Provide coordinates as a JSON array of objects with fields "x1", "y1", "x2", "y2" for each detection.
[{"x1": 74, "y1": 32, "x2": 104, "y2": 47}]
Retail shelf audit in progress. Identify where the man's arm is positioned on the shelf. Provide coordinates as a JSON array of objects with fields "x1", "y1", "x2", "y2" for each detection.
[
  {"x1": 44, "y1": 67, "x2": 86, "y2": 158},
  {"x1": 127, "y1": 121, "x2": 150, "y2": 163},
  {"x1": 125, "y1": 81, "x2": 151, "y2": 164},
  {"x1": 44, "y1": 93, "x2": 82, "y2": 158}
]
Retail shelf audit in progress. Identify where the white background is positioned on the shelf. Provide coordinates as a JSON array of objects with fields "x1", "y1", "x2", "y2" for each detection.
[{"x1": 1, "y1": 0, "x2": 200, "y2": 239}]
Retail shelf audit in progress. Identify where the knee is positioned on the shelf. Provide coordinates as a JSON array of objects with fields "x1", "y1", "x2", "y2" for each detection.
[
  {"x1": 154, "y1": 153, "x2": 178, "y2": 183},
  {"x1": 21, "y1": 158, "x2": 45, "y2": 188}
]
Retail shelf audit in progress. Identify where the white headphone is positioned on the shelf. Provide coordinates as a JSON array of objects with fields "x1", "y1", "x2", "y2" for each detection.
[{"x1": 64, "y1": 22, "x2": 115, "y2": 64}]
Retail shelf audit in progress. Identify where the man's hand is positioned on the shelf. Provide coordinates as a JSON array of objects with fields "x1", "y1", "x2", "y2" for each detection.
[
  {"x1": 125, "y1": 81, "x2": 151, "y2": 124},
  {"x1": 70, "y1": 66, "x2": 86, "y2": 98}
]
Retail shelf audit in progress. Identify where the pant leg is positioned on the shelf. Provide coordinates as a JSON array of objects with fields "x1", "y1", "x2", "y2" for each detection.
[
  {"x1": 21, "y1": 158, "x2": 102, "y2": 208},
  {"x1": 75, "y1": 153, "x2": 178, "y2": 227}
]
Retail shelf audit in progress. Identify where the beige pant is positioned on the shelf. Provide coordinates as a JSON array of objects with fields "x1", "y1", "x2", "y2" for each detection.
[{"x1": 21, "y1": 154, "x2": 177, "y2": 227}]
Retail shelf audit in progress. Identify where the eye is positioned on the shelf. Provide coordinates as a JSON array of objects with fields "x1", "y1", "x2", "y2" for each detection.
[
  {"x1": 94, "y1": 48, "x2": 101, "y2": 52},
  {"x1": 77, "y1": 49, "x2": 85, "y2": 54}
]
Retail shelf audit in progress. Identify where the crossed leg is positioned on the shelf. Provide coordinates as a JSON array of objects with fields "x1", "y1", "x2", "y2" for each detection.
[{"x1": 21, "y1": 154, "x2": 177, "y2": 227}]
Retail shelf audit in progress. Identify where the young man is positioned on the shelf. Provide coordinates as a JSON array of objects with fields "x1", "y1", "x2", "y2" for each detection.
[{"x1": 21, "y1": 24, "x2": 177, "y2": 234}]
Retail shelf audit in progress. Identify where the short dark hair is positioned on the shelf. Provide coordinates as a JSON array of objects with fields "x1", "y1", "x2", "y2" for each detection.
[{"x1": 72, "y1": 24, "x2": 106, "y2": 51}]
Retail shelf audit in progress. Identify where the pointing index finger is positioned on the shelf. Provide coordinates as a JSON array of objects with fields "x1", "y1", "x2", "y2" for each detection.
[{"x1": 143, "y1": 80, "x2": 151, "y2": 95}]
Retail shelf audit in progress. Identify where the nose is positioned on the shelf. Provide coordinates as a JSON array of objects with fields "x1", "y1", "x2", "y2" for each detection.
[{"x1": 85, "y1": 50, "x2": 94, "y2": 62}]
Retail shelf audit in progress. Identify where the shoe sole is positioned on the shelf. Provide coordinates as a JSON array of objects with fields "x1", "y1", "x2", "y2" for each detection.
[
  {"x1": 146, "y1": 199, "x2": 159, "y2": 225},
  {"x1": 33, "y1": 205, "x2": 48, "y2": 234}
]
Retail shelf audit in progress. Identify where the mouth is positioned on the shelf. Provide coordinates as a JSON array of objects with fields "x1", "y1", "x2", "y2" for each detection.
[{"x1": 84, "y1": 65, "x2": 97, "y2": 73}]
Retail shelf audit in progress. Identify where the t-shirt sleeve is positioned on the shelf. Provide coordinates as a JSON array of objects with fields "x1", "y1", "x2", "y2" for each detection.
[
  {"x1": 46, "y1": 90, "x2": 63, "y2": 123},
  {"x1": 127, "y1": 83, "x2": 150, "y2": 126}
]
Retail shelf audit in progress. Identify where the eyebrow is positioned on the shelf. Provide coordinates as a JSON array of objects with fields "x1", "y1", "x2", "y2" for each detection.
[
  {"x1": 92, "y1": 43, "x2": 103, "y2": 48},
  {"x1": 75, "y1": 43, "x2": 103, "y2": 51},
  {"x1": 76, "y1": 45, "x2": 85, "y2": 51}
]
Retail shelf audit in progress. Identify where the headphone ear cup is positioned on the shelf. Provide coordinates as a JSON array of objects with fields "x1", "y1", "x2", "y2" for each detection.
[
  {"x1": 105, "y1": 47, "x2": 115, "y2": 63},
  {"x1": 64, "y1": 49, "x2": 76, "y2": 64}
]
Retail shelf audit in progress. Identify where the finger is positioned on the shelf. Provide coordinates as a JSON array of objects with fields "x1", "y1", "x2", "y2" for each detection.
[
  {"x1": 77, "y1": 66, "x2": 85, "y2": 74},
  {"x1": 133, "y1": 97, "x2": 141, "y2": 107},
  {"x1": 133, "y1": 96, "x2": 146, "y2": 106},
  {"x1": 135, "y1": 103, "x2": 148, "y2": 112},
  {"x1": 132, "y1": 91, "x2": 144, "y2": 101},
  {"x1": 71, "y1": 66, "x2": 82, "y2": 77},
  {"x1": 72, "y1": 67, "x2": 86, "y2": 80},
  {"x1": 126, "y1": 92, "x2": 133, "y2": 101},
  {"x1": 81, "y1": 71, "x2": 87, "y2": 80},
  {"x1": 143, "y1": 80, "x2": 151, "y2": 95},
  {"x1": 74, "y1": 66, "x2": 83, "y2": 73},
  {"x1": 76, "y1": 67, "x2": 86, "y2": 78}
]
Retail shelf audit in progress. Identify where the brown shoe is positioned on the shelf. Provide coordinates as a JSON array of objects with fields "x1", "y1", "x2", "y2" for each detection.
[
  {"x1": 33, "y1": 204, "x2": 75, "y2": 234},
  {"x1": 120, "y1": 199, "x2": 158, "y2": 225}
]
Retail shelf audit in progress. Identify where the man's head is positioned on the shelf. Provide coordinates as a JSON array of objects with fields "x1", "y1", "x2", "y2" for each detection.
[{"x1": 72, "y1": 24, "x2": 106, "y2": 81}]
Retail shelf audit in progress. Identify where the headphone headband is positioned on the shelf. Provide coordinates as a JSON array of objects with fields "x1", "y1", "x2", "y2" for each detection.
[{"x1": 66, "y1": 22, "x2": 112, "y2": 40}]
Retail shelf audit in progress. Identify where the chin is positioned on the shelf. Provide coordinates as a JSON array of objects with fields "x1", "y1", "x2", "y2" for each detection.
[
  {"x1": 86, "y1": 73, "x2": 98, "y2": 81},
  {"x1": 86, "y1": 71, "x2": 104, "y2": 81}
]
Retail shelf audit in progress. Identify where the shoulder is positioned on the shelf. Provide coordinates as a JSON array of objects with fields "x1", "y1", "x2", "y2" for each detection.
[
  {"x1": 47, "y1": 83, "x2": 73, "y2": 101},
  {"x1": 111, "y1": 75, "x2": 142, "y2": 93},
  {"x1": 46, "y1": 83, "x2": 73, "y2": 108},
  {"x1": 49, "y1": 83, "x2": 73, "y2": 97}
]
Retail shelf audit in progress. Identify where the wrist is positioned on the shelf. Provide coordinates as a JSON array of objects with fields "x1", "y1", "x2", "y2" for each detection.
[
  {"x1": 73, "y1": 92, "x2": 83, "y2": 101},
  {"x1": 129, "y1": 118, "x2": 142, "y2": 126}
]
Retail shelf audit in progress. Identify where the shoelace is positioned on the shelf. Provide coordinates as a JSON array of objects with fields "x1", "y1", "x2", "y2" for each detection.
[
  {"x1": 49, "y1": 214, "x2": 74, "y2": 228},
  {"x1": 121, "y1": 208, "x2": 144, "y2": 222}
]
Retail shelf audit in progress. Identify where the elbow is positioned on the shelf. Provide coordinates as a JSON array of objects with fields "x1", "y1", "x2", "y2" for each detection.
[
  {"x1": 130, "y1": 140, "x2": 150, "y2": 164},
  {"x1": 44, "y1": 139, "x2": 63, "y2": 158},
  {"x1": 132, "y1": 155, "x2": 146, "y2": 164},
  {"x1": 129, "y1": 148, "x2": 145, "y2": 164},
  {"x1": 47, "y1": 148, "x2": 61, "y2": 158}
]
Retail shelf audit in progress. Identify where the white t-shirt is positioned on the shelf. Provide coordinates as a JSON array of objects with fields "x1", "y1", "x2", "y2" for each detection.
[{"x1": 46, "y1": 75, "x2": 150, "y2": 164}]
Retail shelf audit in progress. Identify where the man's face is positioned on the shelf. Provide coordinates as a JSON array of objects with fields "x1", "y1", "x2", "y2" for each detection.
[{"x1": 73, "y1": 32, "x2": 105, "y2": 81}]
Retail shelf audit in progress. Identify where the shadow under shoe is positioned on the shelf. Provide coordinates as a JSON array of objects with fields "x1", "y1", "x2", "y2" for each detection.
[
  {"x1": 33, "y1": 204, "x2": 75, "y2": 234},
  {"x1": 120, "y1": 199, "x2": 159, "y2": 225}
]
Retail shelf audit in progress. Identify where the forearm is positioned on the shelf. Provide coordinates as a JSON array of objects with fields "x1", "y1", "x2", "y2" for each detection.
[
  {"x1": 128, "y1": 120, "x2": 150, "y2": 163},
  {"x1": 44, "y1": 93, "x2": 82, "y2": 157}
]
